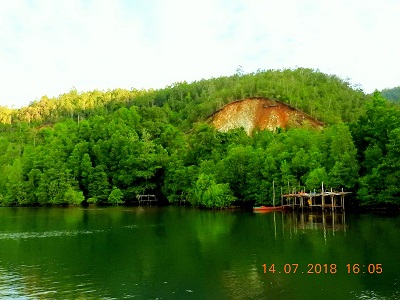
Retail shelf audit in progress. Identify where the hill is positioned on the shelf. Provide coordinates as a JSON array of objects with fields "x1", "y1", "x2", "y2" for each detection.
[
  {"x1": 0, "y1": 68, "x2": 368, "y2": 130},
  {"x1": 381, "y1": 86, "x2": 400, "y2": 104},
  {"x1": 4, "y1": 68, "x2": 397, "y2": 209}
]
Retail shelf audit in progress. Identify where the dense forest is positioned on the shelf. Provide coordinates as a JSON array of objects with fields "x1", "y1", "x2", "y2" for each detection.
[
  {"x1": 0, "y1": 68, "x2": 399, "y2": 208},
  {"x1": 381, "y1": 86, "x2": 400, "y2": 104}
]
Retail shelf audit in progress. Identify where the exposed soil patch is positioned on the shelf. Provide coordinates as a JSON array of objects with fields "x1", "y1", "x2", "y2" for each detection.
[{"x1": 209, "y1": 97, "x2": 323, "y2": 135}]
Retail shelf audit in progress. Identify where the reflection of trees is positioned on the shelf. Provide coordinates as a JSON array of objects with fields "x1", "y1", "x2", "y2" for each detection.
[
  {"x1": 345, "y1": 214, "x2": 400, "y2": 298},
  {"x1": 0, "y1": 207, "x2": 148, "y2": 298},
  {"x1": 220, "y1": 264, "x2": 264, "y2": 299},
  {"x1": 192, "y1": 211, "x2": 235, "y2": 247},
  {"x1": 0, "y1": 208, "x2": 399, "y2": 298},
  {"x1": 281, "y1": 210, "x2": 347, "y2": 237}
]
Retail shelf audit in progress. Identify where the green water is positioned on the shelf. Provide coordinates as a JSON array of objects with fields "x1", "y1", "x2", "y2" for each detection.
[{"x1": 0, "y1": 207, "x2": 399, "y2": 299}]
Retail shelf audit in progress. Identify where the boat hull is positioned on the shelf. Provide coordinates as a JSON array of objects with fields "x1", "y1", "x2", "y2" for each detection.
[{"x1": 253, "y1": 206, "x2": 282, "y2": 212}]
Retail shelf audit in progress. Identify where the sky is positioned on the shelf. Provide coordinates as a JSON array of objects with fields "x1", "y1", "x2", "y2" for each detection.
[{"x1": 1, "y1": 0, "x2": 400, "y2": 108}]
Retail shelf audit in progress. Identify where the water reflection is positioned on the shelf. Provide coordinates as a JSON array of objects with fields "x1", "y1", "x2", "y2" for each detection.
[
  {"x1": 0, "y1": 266, "x2": 25, "y2": 299},
  {"x1": 260, "y1": 210, "x2": 347, "y2": 241},
  {"x1": 0, "y1": 265, "x2": 61, "y2": 299},
  {"x1": 0, "y1": 207, "x2": 398, "y2": 299},
  {"x1": 284, "y1": 210, "x2": 346, "y2": 235}
]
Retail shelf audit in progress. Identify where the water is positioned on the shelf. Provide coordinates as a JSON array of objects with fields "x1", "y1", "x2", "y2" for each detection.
[{"x1": 0, "y1": 206, "x2": 399, "y2": 299}]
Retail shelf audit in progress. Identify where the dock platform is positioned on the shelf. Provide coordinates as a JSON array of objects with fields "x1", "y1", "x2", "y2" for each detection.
[
  {"x1": 136, "y1": 194, "x2": 158, "y2": 206},
  {"x1": 281, "y1": 190, "x2": 351, "y2": 211}
]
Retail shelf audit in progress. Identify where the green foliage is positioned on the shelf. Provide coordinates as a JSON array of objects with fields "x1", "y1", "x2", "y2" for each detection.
[
  {"x1": 381, "y1": 86, "x2": 400, "y2": 104},
  {"x1": 108, "y1": 187, "x2": 124, "y2": 206},
  {"x1": 192, "y1": 174, "x2": 236, "y2": 208},
  {"x1": 88, "y1": 165, "x2": 110, "y2": 203},
  {"x1": 0, "y1": 69, "x2": 395, "y2": 208},
  {"x1": 0, "y1": 68, "x2": 367, "y2": 128},
  {"x1": 351, "y1": 92, "x2": 400, "y2": 205},
  {"x1": 64, "y1": 186, "x2": 85, "y2": 206},
  {"x1": 305, "y1": 168, "x2": 328, "y2": 191}
]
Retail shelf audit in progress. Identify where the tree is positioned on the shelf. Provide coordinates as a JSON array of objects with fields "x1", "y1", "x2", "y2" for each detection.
[
  {"x1": 352, "y1": 92, "x2": 400, "y2": 205},
  {"x1": 64, "y1": 186, "x2": 85, "y2": 205},
  {"x1": 192, "y1": 173, "x2": 236, "y2": 208},
  {"x1": 108, "y1": 187, "x2": 124, "y2": 205},
  {"x1": 88, "y1": 165, "x2": 110, "y2": 203},
  {"x1": 305, "y1": 167, "x2": 328, "y2": 191}
]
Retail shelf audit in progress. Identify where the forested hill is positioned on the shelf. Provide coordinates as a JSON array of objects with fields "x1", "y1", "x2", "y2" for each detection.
[
  {"x1": 2, "y1": 68, "x2": 400, "y2": 209},
  {"x1": 0, "y1": 68, "x2": 367, "y2": 129},
  {"x1": 381, "y1": 86, "x2": 400, "y2": 104}
]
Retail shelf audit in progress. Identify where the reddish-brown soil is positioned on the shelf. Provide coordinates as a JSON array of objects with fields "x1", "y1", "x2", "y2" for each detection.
[{"x1": 209, "y1": 97, "x2": 323, "y2": 135}]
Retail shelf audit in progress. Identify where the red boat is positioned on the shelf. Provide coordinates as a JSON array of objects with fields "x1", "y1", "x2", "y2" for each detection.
[{"x1": 253, "y1": 205, "x2": 282, "y2": 212}]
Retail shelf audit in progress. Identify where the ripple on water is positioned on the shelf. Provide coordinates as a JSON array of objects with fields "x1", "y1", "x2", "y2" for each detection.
[
  {"x1": 354, "y1": 290, "x2": 392, "y2": 300},
  {"x1": 122, "y1": 224, "x2": 159, "y2": 229},
  {"x1": 0, "y1": 267, "x2": 27, "y2": 299},
  {"x1": 0, "y1": 224, "x2": 160, "y2": 241},
  {"x1": 0, "y1": 229, "x2": 105, "y2": 240}
]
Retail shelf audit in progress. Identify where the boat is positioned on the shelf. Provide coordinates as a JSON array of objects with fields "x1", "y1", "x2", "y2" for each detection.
[
  {"x1": 253, "y1": 180, "x2": 283, "y2": 212},
  {"x1": 253, "y1": 205, "x2": 282, "y2": 212}
]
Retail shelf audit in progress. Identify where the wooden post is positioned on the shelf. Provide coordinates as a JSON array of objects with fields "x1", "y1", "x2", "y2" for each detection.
[
  {"x1": 298, "y1": 181, "x2": 301, "y2": 196},
  {"x1": 342, "y1": 195, "x2": 345, "y2": 211},
  {"x1": 273, "y1": 180, "x2": 275, "y2": 207},
  {"x1": 342, "y1": 188, "x2": 345, "y2": 211}
]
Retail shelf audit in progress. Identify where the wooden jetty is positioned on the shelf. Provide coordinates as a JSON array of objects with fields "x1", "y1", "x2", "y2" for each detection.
[
  {"x1": 281, "y1": 186, "x2": 351, "y2": 211},
  {"x1": 136, "y1": 194, "x2": 158, "y2": 206}
]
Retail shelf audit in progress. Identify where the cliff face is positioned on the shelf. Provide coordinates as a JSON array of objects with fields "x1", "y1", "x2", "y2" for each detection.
[{"x1": 210, "y1": 97, "x2": 323, "y2": 135}]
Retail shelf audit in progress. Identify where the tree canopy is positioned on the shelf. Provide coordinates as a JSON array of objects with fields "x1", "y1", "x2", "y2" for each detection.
[
  {"x1": 1, "y1": 68, "x2": 398, "y2": 208},
  {"x1": 381, "y1": 86, "x2": 400, "y2": 104}
]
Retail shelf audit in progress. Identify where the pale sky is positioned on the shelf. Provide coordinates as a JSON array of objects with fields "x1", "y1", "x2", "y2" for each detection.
[{"x1": 1, "y1": 0, "x2": 399, "y2": 108}]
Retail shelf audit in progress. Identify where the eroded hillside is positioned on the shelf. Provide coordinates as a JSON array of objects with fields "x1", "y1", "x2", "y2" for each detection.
[{"x1": 210, "y1": 97, "x2": 323, "y2": 134}]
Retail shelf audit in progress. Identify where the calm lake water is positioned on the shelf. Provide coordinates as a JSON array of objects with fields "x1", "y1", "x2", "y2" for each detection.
[{"x1": 0, "y1": 206, "x2": 399, "y2": 299}]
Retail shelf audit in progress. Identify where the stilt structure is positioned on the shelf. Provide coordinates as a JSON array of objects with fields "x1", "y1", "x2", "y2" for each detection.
[
  {"x1": 281, "y1": 184, "x2": 351, "y2": 211},
  {"x1": 136, "y1": 194, "x2": 158, "y2": 206}
]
